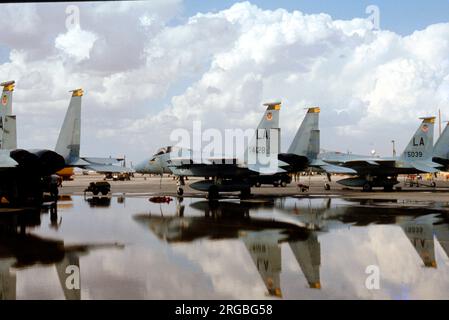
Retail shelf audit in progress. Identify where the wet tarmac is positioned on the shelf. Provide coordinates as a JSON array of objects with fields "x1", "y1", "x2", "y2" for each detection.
[{"x1": 2, "y1": 194, "x2": 449, "y2": 300}]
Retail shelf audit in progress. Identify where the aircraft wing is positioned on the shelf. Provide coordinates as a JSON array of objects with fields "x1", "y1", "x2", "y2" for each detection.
[
  {"x1": 0, "y1": 150, "x2": 18, "y2": 168},
  {"x1": 325, "y1": 158, "x2": 396, "y2": 168},
  {"x1": 83, "y1": 164, "x2": 132, "y2": 173},
  {"x1": 81, "y1": 157, "x2": 123, "y2": 165},
  {"x1": 65, "y1": 156, "x2": 134, "y2": 173}
]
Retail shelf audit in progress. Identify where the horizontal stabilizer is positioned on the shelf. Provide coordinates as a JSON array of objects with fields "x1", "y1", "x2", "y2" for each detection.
[
  {"x1": 82, "y1": 157, "x2": 123, "y2": 165},
  {"x1": 319, "y1": 164, "x2": 357, "y2": 174},
  {"x1": 277, "y1": 160, "x2": 290, "y2": 167},
  {"x1": 0, "y1": 150, "x2": 18, "y2": 168},
  {"x1": 66, "y1": 158, "x2": 90, "y2": 166},
  {"x1": 340, "y1": 159, "x2": 382, "y2": 166},
  {"x1": 85, "y1": 164, "x2": 134, "y2": 173},
  {"x1": 248, "y1": 164, "x2": 286, "y2": 175},
  {"x1": 415, "y1": 161, "x2": 443, "y2": 168},
  {"x1": 411, "y1": 162, "x2": 440, "y2": 173}
]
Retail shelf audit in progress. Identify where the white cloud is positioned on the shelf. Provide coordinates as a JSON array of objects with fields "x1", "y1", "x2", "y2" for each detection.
[
  {"x1": 0, "y1": 1, "x2": 448, "y2": 162},
  {"x1": 55, "y1": 26, "x2": 98, "y2": 62}
]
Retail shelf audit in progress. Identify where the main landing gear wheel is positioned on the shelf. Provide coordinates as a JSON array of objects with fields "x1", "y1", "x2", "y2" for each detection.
[
  {"x1": 324, "y1": 183, "x2": 331, "y2": 191},
  {"x1": 255, "y1": 182, "x2": 261, "y2": 188},
  {"x1": 280, "y1": 181, "x2": 287, "y2": 188},
  {"x1": 177, "y1": 187, "x2": 184, "y2": 196},
  {"x1": 431, "y1": 182, "x2": 437, "y2": 188},
  {"x1": 362, "y1": 183, "x2": 373, "y2": 192}
]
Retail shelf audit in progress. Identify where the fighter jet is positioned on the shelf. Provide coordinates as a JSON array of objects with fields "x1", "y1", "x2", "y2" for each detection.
[
  {"x1": 135, "y1": 105, "x2": 331, "y2": 199},
  {"x1": 283, "y1": 108, "x2": 442, "y2": 191},
  {"x1": 136, "y1": 102, "x2": 287, "y2": 199},
  {"x1": 318, "y1": 117, "x2": 443, "y2": 191},
  {"x1": 0, "y1": 82, "x2": 134, "y2": 205},
  {"x1": 54, "y1": 88, "x2": 133, "y2": 175},
  {"x1": 0, "y1": 81, "x2": 65, "y2": 205}
]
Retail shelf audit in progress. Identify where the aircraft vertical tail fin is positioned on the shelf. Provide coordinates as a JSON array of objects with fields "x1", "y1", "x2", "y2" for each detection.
[
  {"x1": 55, "y1": 89, "x2": 83, "y2": 163},
  {"x1": 3, "y1": 115, "x2": 17, "y2": 149},
  {"x1": 0, "y1": 81, "x2": 14, "y2": 118},
  {"x1": 433, "y1": 123, "x2": 449, "y2": 161},
  {"x1": 400, "y1": 117, "x2": 435, "y2": 161},
  {"x1": 287, "y1": 107, "x2": 320, "y2": 160},
  {"x1": 0, "y1": 81, "x2": 15, "y2": 149},
  {"x1": 245, "y1": 102, "x2": 282, "y2": 173}
]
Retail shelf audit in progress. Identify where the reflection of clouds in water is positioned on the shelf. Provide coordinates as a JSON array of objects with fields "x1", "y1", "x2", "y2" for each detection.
[
  {"x1": 320, "y1": 226, "x2": 449, "y2": 300},
  {"x1": 16, "y1": 266, "x2": 65, "y2": 300},
  {"x1": 77, "y1": 246, "x2": 218, "y2": 299},
  {"x1": 9, "y1": 197, "x2": 449, "y2": 299},
  {"x1": 172, "y1": 240, "x2": 270, "y2": 299}
]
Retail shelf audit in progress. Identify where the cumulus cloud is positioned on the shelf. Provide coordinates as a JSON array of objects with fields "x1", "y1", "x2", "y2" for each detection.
[
  {"x1": 0, "y1": 1, "x2": 448, "y2": 162},
  {"x1": 55, "y1": 26, "x2": 98, "y2": 62}
]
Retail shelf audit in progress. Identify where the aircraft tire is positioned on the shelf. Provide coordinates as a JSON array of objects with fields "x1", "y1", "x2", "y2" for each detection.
[
  {"x1": 324, "y1": 183, "x2": 331, "y2": 191},
  {"x1": 281, "y1": 181, "x2": 287, "y2": 188},
  {"x1": 255, "y1": 182, "x2": 261, "y2": 188},
  {"x1": 177, "y1": 187, "x2": 184, "y2": 196},
  {"x1": 362, "y1": 183, "x2": 372, "y2": 192}
]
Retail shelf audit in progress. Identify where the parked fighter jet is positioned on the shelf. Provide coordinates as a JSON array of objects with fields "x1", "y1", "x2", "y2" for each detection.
[
  {"x1": 0, "y1": 81, "x2": 65, "y2": 205},
  {"x1": 284, "y1": 108, "x2": 442, "y2": 191},
  {"x1": 135, "y1": 105, "x2": 333, "y2": 199},
  {"x1": 0, "y1": 82, "x2": 133, "y2": 205},
  {"x1": 136, "y1": 103, "x2": 287, "y2": 199},
  {"x1": 54, "y1": 88, "x2": 132, "y2": 175},
  {"x1": 317, "y1": 117, "x2": 442, "y2": 191},
  {"x1": 274, "y1": 105, "x2": 449, "y2": 192}
]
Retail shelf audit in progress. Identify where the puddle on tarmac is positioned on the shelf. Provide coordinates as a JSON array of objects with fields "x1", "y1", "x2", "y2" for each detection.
[{"x1": 1, "y1": 195, "x2": 449, "y2": 300}]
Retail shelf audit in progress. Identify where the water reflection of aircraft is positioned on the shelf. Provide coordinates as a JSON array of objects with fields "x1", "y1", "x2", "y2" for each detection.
[
  {"x1": 134, "y1": 199, "x2": 322, "y2": 297},
  {"x1": 275, "y1": 198, "x2": 448, "y2": 269},
  {"x1": 399, "y1": 217, "x2": 437, "y2": 268},
  {"x1": 0, "y1": 207, "x2": 123, "y2": 300}
]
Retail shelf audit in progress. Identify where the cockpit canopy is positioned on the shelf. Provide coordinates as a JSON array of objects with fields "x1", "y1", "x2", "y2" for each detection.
[
  {"x1": 150, "y1": 146, "x2": 189, "y2": 162},
  {"x1": 153, "y1": 146, "x2": 173, "y2": 157}
]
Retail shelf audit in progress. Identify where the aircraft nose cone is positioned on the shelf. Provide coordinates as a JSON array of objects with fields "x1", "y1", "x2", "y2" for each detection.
[
  {"x1": 134, "y1": 160, "x2": 148, "y2": 173},
  {"x1": 135, "y1": 159, "x2": 162, "y2": 174}
]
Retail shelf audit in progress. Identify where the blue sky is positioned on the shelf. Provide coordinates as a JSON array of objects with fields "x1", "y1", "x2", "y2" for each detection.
[
  {"x1": 183, "y1": 0, "x2": 449, "y2": 35},
  {"x1": 1, "y1": 1, "x2": 449, "y2": 160}
]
